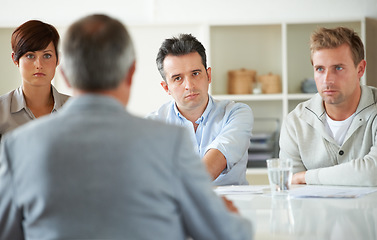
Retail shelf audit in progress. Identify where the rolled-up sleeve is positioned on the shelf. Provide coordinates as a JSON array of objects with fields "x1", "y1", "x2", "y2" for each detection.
[{"x1": 206, "y1": 102, "x2": 253, "y2": 170}]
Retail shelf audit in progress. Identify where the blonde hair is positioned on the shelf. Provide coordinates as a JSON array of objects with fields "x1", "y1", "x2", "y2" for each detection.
[{"x1": 310, "y1": 27, "x2": 364, "y2": 66}]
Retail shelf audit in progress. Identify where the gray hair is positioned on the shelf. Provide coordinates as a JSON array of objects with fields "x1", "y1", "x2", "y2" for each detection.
[{"x1": 62, "y1": 14, "x2": 135, "y2": 90}]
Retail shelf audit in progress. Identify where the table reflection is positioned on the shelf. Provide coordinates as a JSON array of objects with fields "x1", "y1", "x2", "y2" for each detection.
[
  {"x1": 270, "y1": 195, "x2": 294, "y2": 235},
  {"x1": 226, "y1": 186, "x2": 377, "y2": 240},
  {"x1": 288, "y1": 197, "x2": 377, "y2": 240}
]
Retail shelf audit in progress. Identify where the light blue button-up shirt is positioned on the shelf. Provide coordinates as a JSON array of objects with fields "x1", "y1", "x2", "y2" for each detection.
[{"x1": 147, "y1": 96, "x2": 253, "y2": 185}]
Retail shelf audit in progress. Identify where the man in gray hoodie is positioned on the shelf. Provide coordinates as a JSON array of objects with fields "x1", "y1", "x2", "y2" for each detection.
[{"x1": 280, "y1": 26, "x2": 377, "y2": 186}]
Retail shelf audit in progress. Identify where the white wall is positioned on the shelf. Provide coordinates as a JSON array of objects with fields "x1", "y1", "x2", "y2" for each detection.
[
  {"x1": 0, "y1": 0, "x2": 376, "y2": 116},
  {"x1": 1, "y1": 0, "x2": 377, "y2": 26}
]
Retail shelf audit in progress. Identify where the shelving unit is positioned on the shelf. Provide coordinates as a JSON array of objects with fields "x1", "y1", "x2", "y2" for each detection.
[
  {"x1": 209, "y1": 19, "x2": 377, "y2": 117},
  {"x1": 248, "y1": 118, "x2": 280, "y2": 168}
]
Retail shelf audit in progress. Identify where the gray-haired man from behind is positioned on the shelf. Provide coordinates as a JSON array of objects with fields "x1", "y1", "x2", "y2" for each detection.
[{"x1": 0, "y1": 14, "x2": 252, "y2": 239}]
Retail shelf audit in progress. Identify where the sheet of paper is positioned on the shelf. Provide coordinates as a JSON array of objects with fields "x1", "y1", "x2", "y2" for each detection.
[
  {"x1": 214, "y1": 185, "x2": 268, "y2": 195},
  {"x1": 289, "y1": 185, "x2": 377, "y2": 198}
]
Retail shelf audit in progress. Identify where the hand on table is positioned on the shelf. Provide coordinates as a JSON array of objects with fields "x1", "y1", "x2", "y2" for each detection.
[
  {"x1": 292, "y1": 171, "x2": 307, "y2": 184},
  {"x1": 221, "y1": 196, "x2": 239, "y2": 214}
]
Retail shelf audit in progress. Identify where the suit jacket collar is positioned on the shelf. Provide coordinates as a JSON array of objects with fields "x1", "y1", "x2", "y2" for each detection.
[{"x1": 62, "y1": 94, "x2": 126, "y2": 114}]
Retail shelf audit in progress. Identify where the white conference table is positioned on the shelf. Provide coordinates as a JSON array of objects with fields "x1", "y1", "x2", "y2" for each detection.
[{"x1": 222, "y1": 185, "x2": 377, "y2": 240}]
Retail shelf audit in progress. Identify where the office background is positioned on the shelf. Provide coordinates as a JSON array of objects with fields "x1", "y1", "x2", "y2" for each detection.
[{"x1": 0, "y1": 0, "x2": 376, "y2": 117}]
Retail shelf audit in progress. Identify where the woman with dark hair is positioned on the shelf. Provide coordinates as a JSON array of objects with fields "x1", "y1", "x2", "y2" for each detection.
[{"x1": 0, "y1": 20, "x2": 69, "y2": 140}]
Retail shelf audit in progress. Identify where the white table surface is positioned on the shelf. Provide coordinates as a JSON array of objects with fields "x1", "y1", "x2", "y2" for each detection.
[{"x1": 224, "y1": 185, "x2": 377, "y2": 240}]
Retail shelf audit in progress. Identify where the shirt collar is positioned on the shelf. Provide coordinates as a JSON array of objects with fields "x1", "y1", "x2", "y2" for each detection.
[
  {"x1": 306, "y1": 84, "x2": 371, "y2": 120},
  {"x1": 10, "y1": 86, "x2": 26, "y2": 114},
  {"x1": 10, "y1": 85, "x2": 63, "y2": 114},
  {"x1": 51, "y1": 84, "x2": 65, "y2": 110},
  {"x1": 199, "y1": 95, "x2": 213, "y2": 124},
  {"x1": 173, "y1": 95, "x2": 214, "y2": 124}
]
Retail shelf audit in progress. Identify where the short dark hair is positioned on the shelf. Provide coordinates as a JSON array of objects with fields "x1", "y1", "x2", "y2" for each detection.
[
  {"x1": 310, "y1": 27, "x2": 364, "y2": 66},
  {"x1": 11, "y1": 20, "x2": 60, "y2": 63},
  {"x1": 156, "y1": 34, "x2": 207, "y2": 81}
]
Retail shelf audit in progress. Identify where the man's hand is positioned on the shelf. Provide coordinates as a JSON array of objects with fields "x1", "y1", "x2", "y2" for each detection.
[
  {"x1": 292, "y1": 171, "x2": 307, "y2": 184},
  {"x1": 221, "y1": 196, "x2": 239, "y2": 214}
]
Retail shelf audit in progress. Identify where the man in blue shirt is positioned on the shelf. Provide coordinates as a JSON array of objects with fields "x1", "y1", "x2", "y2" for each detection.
[{"x1": 148, "y1": 34, "x2": 253, "y2": 185}]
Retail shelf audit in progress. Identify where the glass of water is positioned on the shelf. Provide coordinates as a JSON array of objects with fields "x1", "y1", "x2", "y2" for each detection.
[{"x1": 266, "y1": 158, "x2": 293, "y2": 195}]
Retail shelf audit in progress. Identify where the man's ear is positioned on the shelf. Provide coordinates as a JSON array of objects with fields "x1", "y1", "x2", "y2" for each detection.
[
  {"x1": 357, "y1": 59, "x2": 367, "y2": 78},
  {"x1": 160, "y1": 81, "x2": 170, "y2": 94},
  {"x1": 206, "y1": 67, "x2": 212, "y2": 84},
  {"x1": 125, "y1": 61, "x2": 136, "y2": 87},
  {"x1": 59, "y1": 68, "x2": 72, "y2": 89},
  {"x1": 11, "y1": 52, "x2": 18, "y2": 67}
]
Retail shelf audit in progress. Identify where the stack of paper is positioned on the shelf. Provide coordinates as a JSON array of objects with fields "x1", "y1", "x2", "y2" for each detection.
[
  {"x1": 289, "y1": 185, "x2": 377, "y2": 198},
  {"x1": 214, "y1": 185, "x2": 267, "y2": 195}
]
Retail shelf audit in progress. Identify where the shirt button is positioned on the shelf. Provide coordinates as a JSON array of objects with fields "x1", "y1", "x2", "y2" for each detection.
[{"x1": 339, "y1": 150, "x2": 344, "y2": 155}]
